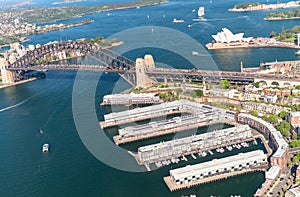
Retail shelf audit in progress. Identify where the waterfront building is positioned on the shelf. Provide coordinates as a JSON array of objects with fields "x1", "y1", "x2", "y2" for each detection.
[
  {"x1": 137, "y1": 125, "x2": 252, "y2": 164},
  {"x1": 118, "y1": 110, "x2": 225, "y2": 140},
  {"x1": 102, "y1": 100, "x2": 227, "y2": 128},
  {"x1": 168, "y1": 150, "x2": 267, "y2": 186},
  {"x1": 101, "y1": 92, "x2": 160, "y2": 105},
  {"x1": 211, "y1": 28, "x2": 253, "y2": 43},
  {"x1": 238, "y1": 113, "x2": 289, "y2": 169},
  {"x1": 255, "y1": 165, "x2": 281, "y2": 197}
]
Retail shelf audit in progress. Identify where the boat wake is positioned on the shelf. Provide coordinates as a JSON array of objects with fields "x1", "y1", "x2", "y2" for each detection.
[{"x1": 0, "y1": 96, "x2": 33, "y2": 112}]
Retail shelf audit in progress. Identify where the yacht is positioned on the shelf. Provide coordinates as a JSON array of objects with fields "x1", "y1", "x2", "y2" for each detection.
[
  {"x1": 198, "y1": 7, "x2": 204, "y2": 17},
  {"x1": 42, "y1": 144, "x2": 49, "y2": 153}
]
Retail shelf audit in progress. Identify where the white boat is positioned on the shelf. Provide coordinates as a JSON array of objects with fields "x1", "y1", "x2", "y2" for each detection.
[
  {"x1": 295, "y1": 50, "x2": 300, "y2": 56},
  {"x1": 191, "y1": 154, "x2": 197, "y2": 159},
  {"x1": 201, "y1": 151, "x2": 207, "y2": 157},
  {"x1": 173, "y1": 18, "x2": 184, "y2": 23},
  {"x1": 198, "y1": 7, "x2": 204, "y2": 17},
  {"x1": 42, "y1": 144, "x2": 49, "y2": 153},
  {"x1": 226, "y1": 146, "x2": 233, "y2": 151},
  {"x1": 208, "y1": 150, "x2": 214, "y2": 155},
  {"x1": 219, "y1": 147, "x2": 225, "y2": 153}
]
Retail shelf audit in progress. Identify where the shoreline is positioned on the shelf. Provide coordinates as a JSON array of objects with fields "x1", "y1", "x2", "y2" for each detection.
[
  {"x1": 0, "y1": 78, "x2": 37, "y2": 89},
  {"x1": 206, "y1": 38, "x2": 300, "y2": 50},
  {"x1": 229, "y1": 1, "x2": 300, "y2": 12},
  {"x1": 264, "y1": 16, "x2": 300, "y2": 21}
]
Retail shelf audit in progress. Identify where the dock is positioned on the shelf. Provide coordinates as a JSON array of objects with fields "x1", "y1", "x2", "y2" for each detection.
[
  {"x1": 164, "y1": 150, "x2": 268, "y2": 192},
  {"x1": 164, "y1": 168, "x2": 263, "y2": 191},
  {"x1": 113, "y1": 119, "x2": 231, "y2": 145}
]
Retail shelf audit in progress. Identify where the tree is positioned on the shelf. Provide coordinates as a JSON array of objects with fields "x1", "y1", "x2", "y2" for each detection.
[
  {"x1": 293, "y1": 156, "x2": 299, "y2": 163},
  {"x1": 194, "y1": 90, "x2": 203, "y2": 97},
  {"x1": 219, "y1": 80, "x2": 230, "y2": 89},
  {"x1": 268, "y1": 114, "x2": 279, "y2": 124},
  {"x1": 293, "y1": 133, "x2": 298, "y2": 140},
  {"x1": 289, "y1": 140, "x2": 300, "y2": 148},
  {"x1": 277, "y1": 120, "x2": 291, "y2": 137},
  {"x1": 262, "y1": 114, "x2": 268, "y2": 122},
  {"x1": 279, "y1": 110, "x2": 288, "y2": 119},
  {"x1": 252, "y1": 81, "x2": 260, "y2": 88},
  {"x1": 250, "y1": 110, "x2": 259, "y2": 117},
  {"x1": 175, "y1": 88, "x2": 183, "y2": 95}
]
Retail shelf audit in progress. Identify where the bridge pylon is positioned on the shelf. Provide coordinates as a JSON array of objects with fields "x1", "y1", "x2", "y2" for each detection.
[
  {"x1": 0, "y1": 54, "x2": 15, "y2": 84},
  {"x1": 135, "y1": 55, "x2": 156, "y2": 88}
]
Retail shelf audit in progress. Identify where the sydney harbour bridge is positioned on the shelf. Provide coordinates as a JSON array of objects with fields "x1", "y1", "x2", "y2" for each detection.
[{"x1": 1, "y1": 41, "x2": 300, "y2": 88}]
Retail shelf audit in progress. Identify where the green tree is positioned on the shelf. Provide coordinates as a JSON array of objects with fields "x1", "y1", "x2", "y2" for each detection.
[
  {"x1": 293, "y1": 133, "x2": 298, "y2": 140},
  {"x1": 194, "y1": 90, "x2": 203, "y2": 97},
  {"x1": 219, "y1": 80, "x2": 230, "y2": 89},
  {"x1": 250, "y1": 110, "x2": 259, "y2": 117},
  {"x1": 277, "y1": 120, "x2": 291, "y2": 136},
  {"x1": 252, "y1": 81, "x2": 260, "y2": 88},
  {"x1": 279, "y1": 110, "x2": 288, "y2": 119},
  {"x1": 293, "y1": 156, "x2": 299, "y2": 163},
  {"x1": 289, "y1": 140, "x2": 300, "y2": 148},
  {"x1": 269, "y1": 114, "x2": 279, "y2": 124},
  {"x1": 175, "y1": 88, "x2": 183, "y2": 95}
]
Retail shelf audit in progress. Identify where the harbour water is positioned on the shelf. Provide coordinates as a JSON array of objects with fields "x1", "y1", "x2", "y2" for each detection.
[{"x1": 0, "y1": 0, "x2": 297, "y2": 196}]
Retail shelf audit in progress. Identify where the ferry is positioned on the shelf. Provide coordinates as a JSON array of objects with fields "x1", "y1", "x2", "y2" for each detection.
[
  {"x1": 42, "y1": 144, "x2": 49, "y2": 153},
  {"x1": 173, "y1": 18, "x2": 184, "y2": 23}
]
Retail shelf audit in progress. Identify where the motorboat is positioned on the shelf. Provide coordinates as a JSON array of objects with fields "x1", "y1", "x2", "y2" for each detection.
[{"x1": 42, "y1": 144, "x2": 49, "y2": 153}]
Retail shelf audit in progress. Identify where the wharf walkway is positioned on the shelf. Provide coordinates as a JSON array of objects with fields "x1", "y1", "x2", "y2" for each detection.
[
  {"x1": 113, "y1": 120, "x2": 236, "y2": 145},
  {"x1": 164, "y1": 166, "x2": 267, "y2": 192},
  {"x1": 135, "y1": 135, "x2": 261, "y2": 165},
  {"x1": 99, "y1": 109, "x2": 193, "y2": 129}
]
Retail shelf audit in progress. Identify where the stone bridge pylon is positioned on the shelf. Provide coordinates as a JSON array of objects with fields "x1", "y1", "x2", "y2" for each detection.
[
  {"x1": 135, "y1": 54, "x2": 156, "y2": 88},
  {"x1": 0, "y1": 54, "x2": 15, "y2": 84}
]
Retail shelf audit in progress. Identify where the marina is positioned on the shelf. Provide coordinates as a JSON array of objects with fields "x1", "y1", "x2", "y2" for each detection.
[{"x1": 135, "y1": 125, "x2": 255, "y2": 165}]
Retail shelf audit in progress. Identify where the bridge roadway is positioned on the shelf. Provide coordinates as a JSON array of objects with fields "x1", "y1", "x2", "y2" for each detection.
[
  {"x1": 14, "y1": 63, "x2": 300, "y2": 85},
  {"x1": 4, "y1": 41, "x2": 300, "y2": 85}
]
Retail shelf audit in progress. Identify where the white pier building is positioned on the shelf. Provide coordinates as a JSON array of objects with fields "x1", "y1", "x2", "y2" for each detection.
[
  {"x1": 169, "y1": 150, "x2": 267, "y2": 185},
  {"x1": 137, "y1": 125, "x2": 252, "y2": 164},
  {"x1": 101, "y1": 93, "x2": 160, "y2": 105}
]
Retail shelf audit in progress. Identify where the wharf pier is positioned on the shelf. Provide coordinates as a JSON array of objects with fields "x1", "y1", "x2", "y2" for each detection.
[
  {"x1": 113, "y1": 117, "x2": 232, "y2": 145},
  {"x1": 100, "y1": 100, "x2": 226, "y2": 129},
  {"x1": 164, "y1": 168, "x2": 265, "y2": 192},
  {"x1": 163, "y1": 150, "x2": 268, "y2": 191}
]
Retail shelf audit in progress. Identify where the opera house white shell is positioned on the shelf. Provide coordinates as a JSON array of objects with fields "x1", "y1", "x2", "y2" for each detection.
[{"x1": 212, "y1": 28, "x2": 253, "y2": 43}]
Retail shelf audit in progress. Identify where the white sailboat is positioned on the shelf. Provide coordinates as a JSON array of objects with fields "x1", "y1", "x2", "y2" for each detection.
[{"x1": 198, "y1": 7, "x2": 204, "y2": 17}]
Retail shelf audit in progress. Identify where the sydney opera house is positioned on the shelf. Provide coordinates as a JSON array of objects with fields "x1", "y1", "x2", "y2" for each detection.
[{"x1": 212, "y1": 28, "x2": 253, "y2": 43}]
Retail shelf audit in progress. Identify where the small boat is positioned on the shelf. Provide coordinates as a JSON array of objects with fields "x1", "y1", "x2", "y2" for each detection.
[
  {"x1": 295, "y1": 50, "x2": 300, "y2": 56},
  {"x1": 192, "y1": 51, "x2": 199, "y2": 56},
  {"x1": 42, "y1": 144, "x2": 49, "y2": 153},
  {"x1": 198, "y1": 7, "x2": 204, "y2": 17},
  {"x1": 208, "y1": 150, "x2": 214, "y2": 155},
  {"x1": 201, "y1": 151, "x2": 207, "y2": 157},
  {"x1": 173, "y1": 18, "x2": 184, "y2": 23}
]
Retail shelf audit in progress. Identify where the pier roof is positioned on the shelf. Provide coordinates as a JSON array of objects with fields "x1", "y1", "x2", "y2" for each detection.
[{"x1": 169, "y1": 150, "x2": 266, "y2": 181}]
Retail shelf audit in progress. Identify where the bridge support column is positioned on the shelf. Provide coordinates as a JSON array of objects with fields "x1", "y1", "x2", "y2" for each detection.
[
  {"x1": 135, "y1": 55, "x2": 155, "y2": 88},
  {"x1": 0, "y1": 55, "x2": 15, "y2": 84}
]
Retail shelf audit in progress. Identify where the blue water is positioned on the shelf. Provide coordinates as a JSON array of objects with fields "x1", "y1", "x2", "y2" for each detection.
[{"x1": 0, "y1": 0, "x2": 297, "y2": 196}]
